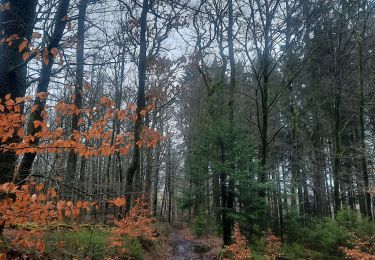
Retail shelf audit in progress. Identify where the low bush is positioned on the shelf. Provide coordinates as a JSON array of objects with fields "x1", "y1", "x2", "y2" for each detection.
[{"x1": 46, "y1": 229, "x2": 109, "y2": 259}]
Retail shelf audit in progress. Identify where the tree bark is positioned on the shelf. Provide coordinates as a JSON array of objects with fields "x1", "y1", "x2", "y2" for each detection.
[
  {"x1": 220, "y1": 0, "x2": 236, "y2": 246},
  {"x1": 0, "y1": 0, "x2": 37, "y2": 182},
  {"x1": 153, "y1": 113, "x2": 162, "y2": 216},
  {"x1": 14, "y1": 0, "x2": 71, "y2": 183},
  {"x1": 144, "y1": 113, "x2": 153, "y2": 203},
  {"x1": 358, "y1": 40, "x2": 372, "y2": 219},
  {"x1": 333, "y1": 75, "x2": 342, "y2": 215},
  {"x1": 66, "y1": 0, "x2": 89, "y2": 188},
  {"x1": 125, "y1": 0, "x2": 148, "y2": 211}
]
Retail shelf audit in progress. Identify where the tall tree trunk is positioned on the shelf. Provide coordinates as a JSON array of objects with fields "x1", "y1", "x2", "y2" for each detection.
[
  {"x1": 66, "y1": 0, "x2": 89, "y2": 188},
  {"x1": 333, "y1": 78, "x2": 342, "y2": 215},
  {"x1": 125, "y1": 0, "x2": 148, "y2": 211},
  {"x1": 0, "y1": 0, "x2": 37, "y2": 182},
  {"x1": 152, "y1": 143, "x2": 160, "y2": 216},
  {"x1": 114, "y1": 48, "x2": 125, "y2": 197},
  {"x1": 160, "y1": 177, "x2": 167, "y2": 221},
  {"x1": 358, "y1": 40, "x2": 372, "y2": 219},
  {"x1": 219, "y1": 140, "x2": 228, "y2": 242},
  {"x1": 259, "y1": 20, "x2": 270, "y2": 199},
  {"x1": 256, "y1": 8, "x2": 271, "y2": 231},
  {"x1": 153, "y1": 114, "x2": 162, "y2": 216},
  {"x1": 79, "y1": 156, "x2": 86, "y2": 190},
  {"x1": 276, "y1": 164, "x2": 284, "y2": 244},
  {"x1": 221, "y1": 0, "x2": 236, "y2": 245},
  {"x1": 167, "y1": 139, "x2": 172, "y2": 224},
  {"x1": 290, "y1": 93, "x2": 298, "y2": 208},
  {"x1": 312, "y1": 114, "x2": 328, "y2": 218},
  {"x1": 144, "y1": 113, "x2": 153, "y2": 204},
  {"x1": 15, "y1": 0, "x2": 71, "y2": 183}
]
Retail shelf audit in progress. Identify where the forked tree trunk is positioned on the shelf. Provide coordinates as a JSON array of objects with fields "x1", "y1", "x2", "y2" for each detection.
[{"x1": 15, "y1": 0, "x2": 71, "y2": 183}]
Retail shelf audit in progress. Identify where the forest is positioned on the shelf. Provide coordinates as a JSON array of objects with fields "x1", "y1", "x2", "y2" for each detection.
[{"x1": 0, "y1": 0, "x2": 374, "y2": 259}]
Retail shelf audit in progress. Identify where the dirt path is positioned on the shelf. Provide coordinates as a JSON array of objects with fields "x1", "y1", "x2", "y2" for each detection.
[{"x1": 167, "y1": 228, "x2": 220, "y2": 260}]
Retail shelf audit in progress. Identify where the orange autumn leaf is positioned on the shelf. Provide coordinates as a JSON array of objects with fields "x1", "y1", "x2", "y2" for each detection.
[
  {"x1": 31, "y1": 104, "x2": 39, "y2": 112},
  {"x1": 148, "y1": 102, "x2": 155, "y2": 111},
  {"x1": 17, "y1": 128, "x2": 24, "y2": 137},
  {"x1": 48, "y1": 188, "x2": 57, "y2": 197},
  {"x1": 36, "y1": 48, "x2": 41, "y2": 61},
  {"x1": 140, "y1": 109, "x2": 147, "y2": 116},
  {"x1": 50, "y1": 47, "x2": 59, "y2": 58},
  {"x1": 37, "y1": 92, "x2": 49, "y2": 100},
  {"x1": 38, "y1": 193, "x2": 47, "y2": 201},
  {"x1": 36, "y1": 240, "x2": 46, "y2": 253},
  {"x1": 36, "y1": 183, "x2": 44, "y2": 191},
  {"x1": 32, "y1": 32, "x2": 42, "y2": 39},
  {"x1": 5, "y1": 98, "x2": 15, "y2": 106},
  {"x1": 55, "y1": 176, "x2": 63, "y2": 182},
  {"x1": 83, "y1": 81, "x2": 92, "y2": 90},
  {"x1": 22, "y1": 52, "x2": 31, "y2": 61},
  {"x1": 110, "y1": 197, "x2": 126, "y2": 207},
  {"x1": 76, "y1": 200, "x2": 83, "y2": 208},
  {"x1": 65, "y1": 209, "x2": 71, "y2": 217},
  {"x1": 136, "y1": 140, "x2": 143, "y2": 148},
  {"x1": 6, "y1": 34, "x2": 19, "y2": 47},
  {"x1": 128, "y1": 103, "x2": 136, "y2": 111},
  {"x1": 2, "y1": 183, "x2": 17, "y2": 193},
  {"x1": 42, "y1": 48, "x2": 49, "y2": 65},
  {"x1": 57, "y1": 200, "x2": 65, "y2": 210},
  {"x1": 59, "y1": 50, "x2": 64, "y2": 65},
  {"x1": 30, "y1": 194, "x2": 37, "y2": 203},
  {"x1": 33, "y1": 120, "x2": 43, "y2": 129},
  {"x1": 19, "y1": 39, "x2": 28, "y2": 52}
]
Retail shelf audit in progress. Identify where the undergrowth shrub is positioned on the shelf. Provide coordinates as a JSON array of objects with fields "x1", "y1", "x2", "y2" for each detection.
[
  {"x1": 282, "y1": 208, "x2": 375, "y2": 259},
  {"x1": 191, "y1": 212, "x2": 207, "y2": 236},
  {"x1": 46, "y1": 229, "x2": 109, "y2": 259},
  {"x1": 122, "y1": 237, "x2": 144, "y2": 260},
  {"x1": 264, "y1": 228, "x2": 283, "y2": 259},
  {"x1": 221, "y1": 223, "x2": 251, "y2": 260},
  {"x1": 107, "y1": 196, "x2": 157, "y2": 258},
  {"x1": 0, "y1": 182, "x2": 158, "y2": 259},
  {"x1": 0, "y1": 182, "x2": 95, "y2": 256},
  {"x1": 191, "y1": 211, "x2": 220, "y2": 237}
]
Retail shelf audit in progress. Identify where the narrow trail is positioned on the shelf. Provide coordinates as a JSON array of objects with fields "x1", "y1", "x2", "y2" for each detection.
[{"x1": 167, "y1": 228, "x2": 221, "y2": 260}]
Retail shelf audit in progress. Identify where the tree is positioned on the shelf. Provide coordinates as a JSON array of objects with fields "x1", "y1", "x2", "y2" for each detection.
[
  {"x1": 15, "y1": 0, "x2": 71, "y2": 183},
  {"x1": 66, "y1": 0, "x2": 90, "y2": 193},
  {"x1": 0, "y1": 0, "x2": 38, "y2": 182},
  {"x1": 125, "y1": 0, "x2": 149, "y2": 211}
]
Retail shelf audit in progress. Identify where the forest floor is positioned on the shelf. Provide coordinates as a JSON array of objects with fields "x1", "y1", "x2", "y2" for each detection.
[{"x1": 167, "y1": 227, "x2": 222, "y2": 260}]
